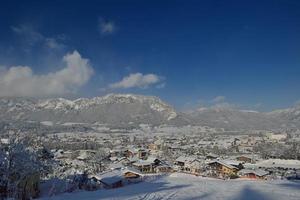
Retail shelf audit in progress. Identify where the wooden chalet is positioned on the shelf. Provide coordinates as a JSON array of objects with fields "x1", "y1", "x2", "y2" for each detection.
[
  {"x1": 207, "y1": 160, "x2": 239, "y2": 176},
  {"x1": 238, "y1": 169, "x2": 269, "y2": 180}
]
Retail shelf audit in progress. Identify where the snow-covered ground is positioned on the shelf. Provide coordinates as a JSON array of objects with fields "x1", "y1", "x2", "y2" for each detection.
[{"x1": 39, "y1": 173, "x2": 300, "y2": 200}]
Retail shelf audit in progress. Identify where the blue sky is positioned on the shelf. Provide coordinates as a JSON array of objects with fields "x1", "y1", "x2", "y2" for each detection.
[{"x1": 0, "y1": 0, "x2": 299, "y2": 111}]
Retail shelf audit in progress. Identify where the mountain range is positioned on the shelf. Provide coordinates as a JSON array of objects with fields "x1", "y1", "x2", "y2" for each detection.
[{"x1": 0, "y1": 94, "x2": 299, "y2": 131}]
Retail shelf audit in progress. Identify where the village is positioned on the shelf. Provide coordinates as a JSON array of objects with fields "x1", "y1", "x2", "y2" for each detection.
[{"x1": 1, "y1": 128, "x2": 300, "y2": 199}]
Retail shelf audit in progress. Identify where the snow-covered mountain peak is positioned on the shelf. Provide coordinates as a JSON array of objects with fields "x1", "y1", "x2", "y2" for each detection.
[
  {"x1": 98, "y1": 93, "x2": 177, "y2": 120},
  {"x1": 37, "y1": 98, "x2": 75, "y2": 110},
  {"x1": 1, "y1": 95, "x2": 299, "y2": 129},
  {"x1": 0, "y1": 94, "x2": 178, "y2": 123},
  {"x1": 268, "y1": 105, "x2": 300, "y2": 119}
]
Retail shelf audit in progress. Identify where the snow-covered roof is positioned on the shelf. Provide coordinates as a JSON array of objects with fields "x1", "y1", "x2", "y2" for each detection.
[
  {"x1": 123, "y1": 167, "x2": 144, "y2": 176},
  {"x1": 206, "y1": 153, "x2": 219, "y2": 158},
  {"x1": 133, "y1": 160, "x2": 153, "y2": 166},
  {"x1": 77, "y1": 151, "x2": 89, "y2": 160},
  {"x1": 222, "y1": 160, "x2": 242, "y2": 166},
  {"x1": 186, "y1": 160, "x2": 203, "y2": 168},
  {"x1": 94, "y1": 170, "x2": 123, "y2": 185},
  {"x1": 255, "y1": 159, "x2": 300, "y2": 169},
  {"x1": 0, "y1": 138, "x2": 9, "y2": 144},
  {"x1": 109, "y1": 163, "x2": 125, "y2": 170},
  {"x1": 175, "y1": 156, "x2": 198, "y2": 163},
  {"x1": 156, "y1": 163, "x2": 172, "y2": 168},
  {"x1": 208, "y1": 160, "x2": 239, "y2": 170},
  {"x1": 110, "y1": 156, "x2": 118, "y2": 161},
  {"x1": 238, "y1": 169, "x2": 269, "y2": 177},
  {"x1": 146, "y1": 156, "x2": 160, "y2": 163}
]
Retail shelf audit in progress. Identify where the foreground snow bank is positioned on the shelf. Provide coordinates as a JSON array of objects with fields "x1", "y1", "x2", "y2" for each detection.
[{"x1": 39, "y1": 173, "x2": 300, "y2": 200}]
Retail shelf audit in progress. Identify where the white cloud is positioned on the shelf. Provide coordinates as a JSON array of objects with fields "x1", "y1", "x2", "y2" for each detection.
[
  {"x1": 109, "y1": 73, "x2": 163, "y2": 89},
  {"x1": 0, "y1": 51, "x2": 93, "y2": 97},
  {"x1": 11, "y1": 25, "x2": 43, "y2": 46},
  {"x1": 11, "y1": 24, "x2": 65, "y2": 50},
  {"x1": 99, "y1": 18, "x2": 116, "y2": 35},
  {"x1": 212, "y1": 95, "x2": 226, "y2": 103},
  {"x1": 45, "y1": 38, "x2": 65, "y2": 50}
]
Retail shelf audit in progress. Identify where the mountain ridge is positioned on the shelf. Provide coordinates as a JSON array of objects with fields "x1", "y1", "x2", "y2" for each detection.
[{"x1": 0, "y1": 94, "x2": 299, "y2": 130}]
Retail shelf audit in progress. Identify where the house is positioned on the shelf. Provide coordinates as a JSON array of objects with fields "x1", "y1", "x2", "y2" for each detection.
[
  {"x1": 91, "y1": 167, "x2": 144, "y2": 189},
  {"x1": 122, "y1": 167, "x2": 144, "y2": 183},
  {"x1": 236, "y1": 155, "x2": 253, "y2": 163},
  {"x1": 174, "y1": 156, "x2": 203, "y2": 174},
  {"x1": 146, "y1": 157, "x2": 161, "y2": 166},
  {"x1": 132, "y1": 157, "x2": 162, "y2": 173},
  {"x1": 132, "y1": 160, "x2": 155, "y2": 173},
  {"x1": 253, "y1": 158, "x2": 300, "y2": 177},
  {"x1": 117, "y1": 157, "x2": 130, "y2": 165},
  {"x1": 175, "y1": 156, "x2": 187, "y2": 166},
  {"x1": 137, "y1": 148, "x2": 149, "y2": 159},
  {"x1": 109, "y1": 148, "x2": 125, "y2": 158},
  {"x1": 175, "y1": 156, "x2": 198, "y2": 166},
  {"x1": 93, "y1": 170, "x2": 123, "y2": 189},
  {"x1": 238, "y1": 169, "x2": 269, "y2": 180},
  {"x1": 207, "y1": 160, "x2": 239, "y2": 177},
  {"x1": 125, "y1": 148, "x2": 149, "y2": 159},
  {"x1": 148, "y1": 140, "x2": 162, "y2": 151},
  {"x1": 255, "y1": 159, "x2": 300, "y2": 170},
  {"x1": 222, "y1": 160, "x2": 244, "y2": 170},
  {"x1": 205, "y1": 153, "x2": 218, "y2": 160},
  {"x1": 266, "y1": 133, "x2": 287, "y2": 142},
  {"x1": 155, "y1": 163, "x2": 173, "y2": 173},
  {"x1": 185, "y1": 160, "x2": 203, "y2": 175},
  {"x1": 77, "y1": 150, "x2": 96, "y2": 161}
]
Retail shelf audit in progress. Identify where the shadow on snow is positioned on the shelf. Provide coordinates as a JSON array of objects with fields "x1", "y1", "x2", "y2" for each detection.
[
  {"x1": 231, "y1": 186, "x2": 272, "y2": 200},
  {"x1": 277, "y1": 180, "x2": 300, "y2": 191},
  {"x1": 42, "y1": 178, "x2": 191, "y2": 200}
]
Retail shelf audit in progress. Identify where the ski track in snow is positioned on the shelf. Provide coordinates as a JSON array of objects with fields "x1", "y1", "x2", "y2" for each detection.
[{"x1": 39, "y1": 173, "x2": 300, "y2": 200}]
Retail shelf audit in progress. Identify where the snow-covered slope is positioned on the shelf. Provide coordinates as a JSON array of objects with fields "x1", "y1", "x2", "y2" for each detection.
[
  {"x1": 267, "y1": 105, "x2": 300, "y2": 128},
  {"x1": 38, "y1": 173, "x2": 300, "y2": 200},
  {"x1": 187, "y1": 106, "x2": 282, "y2": 130}
]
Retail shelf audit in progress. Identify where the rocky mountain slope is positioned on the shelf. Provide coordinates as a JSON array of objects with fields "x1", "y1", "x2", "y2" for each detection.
[
  {"x1": 186, "y1": 107, "x2": 279, "y2": 130},
  {"x1": 0, "y1": 94, "x2": 299, "y2": 130},
  {"x1": 0, "y1": 94, "x2": 179, "y2": 126}
]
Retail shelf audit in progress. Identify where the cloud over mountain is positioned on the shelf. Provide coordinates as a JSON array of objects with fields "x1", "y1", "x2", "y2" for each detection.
[
  {"x1": 0, "y1": 51, "x2": 93, "y2": 97},
  {"x1": 212, "y1": 96, "x2": 226, "y2": 103},
  {"x1": 109, "y1": 73, "x2": 163, "y2": 89}
]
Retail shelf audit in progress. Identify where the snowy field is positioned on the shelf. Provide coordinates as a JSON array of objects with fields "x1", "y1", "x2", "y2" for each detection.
[{"x1": 39, "y1": 173, "x2": 300, "y2": 200}]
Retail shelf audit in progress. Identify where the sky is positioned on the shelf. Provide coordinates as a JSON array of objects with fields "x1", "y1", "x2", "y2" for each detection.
[{"x1": 0, "y1": 0, "x2": 299, "y2": 111}]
